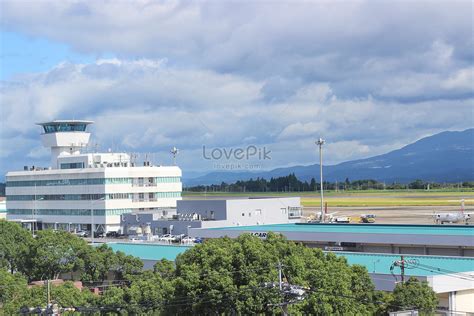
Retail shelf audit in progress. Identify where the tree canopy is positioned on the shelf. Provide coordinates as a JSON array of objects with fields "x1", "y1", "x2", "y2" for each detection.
[
  {"x1": 0, "y1": 220, "x2": 33, "y2": 273},
  {"x1": 390, "y1": 277, "x2": 439, "y2": 314},
  {"x1": 0, "y1": 220, "x2": 440, "y2": 315}
]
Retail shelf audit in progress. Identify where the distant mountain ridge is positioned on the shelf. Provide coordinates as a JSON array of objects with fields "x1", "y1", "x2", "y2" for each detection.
[{"x1": 184, "y1": 128, "x2": 474, "y2": 186}]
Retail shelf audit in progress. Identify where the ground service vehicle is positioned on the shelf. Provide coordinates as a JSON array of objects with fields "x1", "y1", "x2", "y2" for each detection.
[{"x1": 361, "y1": 214, "x2": 376, "y2": 223}]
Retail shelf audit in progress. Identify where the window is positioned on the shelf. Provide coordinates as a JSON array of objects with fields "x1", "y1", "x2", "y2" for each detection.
[
  {"x1": 42, "y1": 123, "x2": 87, "y2": 133},
  {"x1": 60, "y1": 162, "x2": 84, "y2": 169},
  {"x1": 5, "y1": 208, "x2": 130, "y2": 216},
  {"x1": 242, "y1": 213, "x2": 245, "y2": 217},
  {"x1": 255, "y1": 209, "x2": 262, "y2": 216}
]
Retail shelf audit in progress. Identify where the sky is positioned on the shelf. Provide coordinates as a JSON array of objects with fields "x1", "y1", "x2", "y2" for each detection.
[{"x1": 0, "y1": 1, "x2": 473, "y2": 178}]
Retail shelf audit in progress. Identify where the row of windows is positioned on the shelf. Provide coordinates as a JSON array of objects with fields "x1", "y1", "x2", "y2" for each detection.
[
  {"x1": 7, "y1": 194, "x2": 107, "y2": 201},
  {"x1": 131, "y1": 177, "x2": 181, "y2": 186},
  {"x1": 155, "y1": 192, "x2": 181, "y2": 198},
  {"x1": 7, "y1": 192, "x2": 181, "y2": 201},
  {"x1": 106, "y1": 178, "x2": 132, "y2": 184},
  {"x1": 7, "y1": 208, "x2": 133, "y2": 216},
  {"x1": 43, "y1": 123, "x2": 87, "y2": 133},
  {"x1": 60, "y1": 162, "x2": 85, "y2": 169},
  {"x1": 155, "y1": 177, "x2": 180, "y2": 183},
  {"x1": 6, "y1": 177, "x2": 181, "y2": 187},
  {"x1": 7, "y1": 178, "x2": 106, "y2": 187}
]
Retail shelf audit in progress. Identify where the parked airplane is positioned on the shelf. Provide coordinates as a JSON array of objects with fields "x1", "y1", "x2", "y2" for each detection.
[{"x1": 433, "y1": 199, "x2": 473, "y2": 224}]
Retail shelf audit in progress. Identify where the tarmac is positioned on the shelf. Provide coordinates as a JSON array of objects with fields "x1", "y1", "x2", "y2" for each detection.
[{"x1": 302, "y1": 206, "x2": 472, "y2": 225}]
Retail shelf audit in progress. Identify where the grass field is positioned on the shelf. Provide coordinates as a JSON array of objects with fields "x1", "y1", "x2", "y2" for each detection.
[
  {"x1": 183, "y1": 190, "x2": 474, "y2": 207},
  {"x1": 301, "y1": 197, "x2": 474, "y2": 207}
]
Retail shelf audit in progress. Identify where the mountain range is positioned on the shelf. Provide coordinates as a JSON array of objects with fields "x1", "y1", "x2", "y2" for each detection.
[{"x1": 183, "y1": 128, "x2": 474, "y2": 186}]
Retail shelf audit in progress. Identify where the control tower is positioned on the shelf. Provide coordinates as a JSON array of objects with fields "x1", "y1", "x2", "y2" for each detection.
[{"x1": 37, "y1": 120, "x2": 93, "y2": 168}]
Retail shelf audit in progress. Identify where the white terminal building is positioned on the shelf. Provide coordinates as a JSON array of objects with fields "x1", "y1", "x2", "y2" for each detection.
[{"x1": 5, "y1": 120, "x2": 182, "y2": 233}]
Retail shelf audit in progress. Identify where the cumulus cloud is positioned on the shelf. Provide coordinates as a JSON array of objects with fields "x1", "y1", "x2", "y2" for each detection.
[
  {"x1": 1, "y1": 58, "x2": 472, "y2": 176},
  {"x1": 0, "y1": 1, "x2": 473, "y2": 176},
  {"x1": 1, "y1": 1, "x2": 472, "y2": 101}
]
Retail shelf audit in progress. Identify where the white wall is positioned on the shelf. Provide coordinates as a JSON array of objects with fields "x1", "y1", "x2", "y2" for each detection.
[
  {"x1": 428, "y1": 272, "x2": 474, "y2": 293},
  {"x1": 226, "y1": 197, "x2": 301, "y2": 226},
  {"x1": 455, "y1": 289, "x2": 474, "y2": 313}
]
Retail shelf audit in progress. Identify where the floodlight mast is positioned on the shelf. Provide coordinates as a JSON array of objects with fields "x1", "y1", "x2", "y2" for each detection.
[
  {"x1": 316, "y1": 138, "x2": 325, "y2": 222},
  {"x1": 170, "y1": 147, "x2": 179, "y2": 165}
]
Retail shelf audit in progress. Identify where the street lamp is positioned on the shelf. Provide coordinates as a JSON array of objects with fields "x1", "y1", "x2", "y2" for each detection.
[
  {"x1": 90, "y1": 196, "x2": 105, "y2": 245},
  {"x1": 33, "y1": 194, "x2": 44, "y2": 236},
  {"x1": 316, "y1": 138, "x2": 325, "y2": 222}
]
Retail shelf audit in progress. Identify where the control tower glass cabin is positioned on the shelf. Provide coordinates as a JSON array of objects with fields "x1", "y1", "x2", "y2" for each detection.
[{"x1": 37, "y1": 120, "x2": 93, "y2": 169}]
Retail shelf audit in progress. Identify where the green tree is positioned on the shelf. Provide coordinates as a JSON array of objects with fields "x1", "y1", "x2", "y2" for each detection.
[
  {"x1": 80, "y1": 244, "x2": 117, "y2": 282},
  {"x1": 100, "y1": 286, "x2": 126, "y2": 309},
  {"x1": 124, "y1": 271, "x2": 174, "y2": 314},
  {"x1": 51, "y1": 281, "x2": 96, "y2": 308},
  {"x1": 409, "y1": 179, "x2": 426, "y2": 190},
  {"x1": 28, "y1": 230, "x2": 88, "y2": 280},
  {"x1": 113, "y1": 251, "x2": 143, "y2": 280},
  {"x1": 166, "y1": 233, "x2": 377, "y2": 315},
  {"x1": 0, "y1": 269, "x2": 96, "y2": 314},
  {"x1": 153, "y1": 259, "x2": 175, "y2": 279},
  {"x1": 0, "y1": 268, "x2": 30, "y2": 314},
  {"x1": 0, "y1": 220, "x2": 34, "y2": 273},
  {"x1": 390, "y1": 277, "x2": 438, "y2": 314}
]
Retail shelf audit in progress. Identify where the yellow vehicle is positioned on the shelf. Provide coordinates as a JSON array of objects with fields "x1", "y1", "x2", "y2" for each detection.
[{"x1": 360, "y1": 214, "x2": 376, "y2": 223}]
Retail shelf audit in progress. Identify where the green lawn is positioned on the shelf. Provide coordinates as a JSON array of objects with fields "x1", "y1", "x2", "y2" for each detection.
[{"x1": 183, "y1": 189, "x2": 474, "y2": 207}]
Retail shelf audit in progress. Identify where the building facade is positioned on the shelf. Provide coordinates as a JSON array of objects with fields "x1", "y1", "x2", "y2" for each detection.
[
  {"x1": 189, "y1": 223, "x2": 474, "y2": 257},
  {"x1": 6, "y1": 120, "x2": 182, "y2": 233},
  {"x1": 0, "y1": 199, "x2": 6, "y2": 220}
]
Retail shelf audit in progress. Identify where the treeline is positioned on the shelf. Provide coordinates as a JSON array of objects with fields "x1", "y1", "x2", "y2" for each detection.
[
  {"x1": 185, "y1": 174, "x2": 474, "y2": 192},
  {"x1": 0, "y1": 221, "x2": 438, "y2": 315}
]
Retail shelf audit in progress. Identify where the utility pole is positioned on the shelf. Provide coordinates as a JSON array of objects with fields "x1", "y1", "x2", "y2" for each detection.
[
  {"x1": 400, "y1": 255, "x2": 405, "y2": 283},
  {"x1": 265, "y1": 261, "x2": 307, "y2": 315},
  {"x1": 316, "y1": 138, "x2": 325, "y2": 222},
  {"x1": 33, "y1": 183, "x2": 36, "y2": 236},
  {"x1": 91, "y1": 196, "x2": 105, "y2": 245},
  {"x1": 278, "y1": 261, "x2": 283, "y2": 291},
  {"x1": 91, "y1": 201, "x2": 94, "y2": 245},
  {"x1": 278, "y1": 261, "x2": 288, "y2": 316},
  {"x1": 44, "y1": 279, "x2": 51, "y2": 314}
]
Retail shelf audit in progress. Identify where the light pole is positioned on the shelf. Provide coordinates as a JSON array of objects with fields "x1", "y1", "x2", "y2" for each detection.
[
  {"x1": 90, "y1": 196, "x2": 105, "y2": 245},
  {"x1": 170, "y1": 147, "x2": 179, "y2": 165},
  {"x1": 316, "y1": 138, "x2": 325, "y2": 222},
  {"x1": 33, "y1": 182, "x2": 44, "y2": 235}
]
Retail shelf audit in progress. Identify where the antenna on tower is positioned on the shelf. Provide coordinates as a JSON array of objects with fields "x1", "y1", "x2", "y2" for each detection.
[{"x1": 170, "y1": 147, "x2": 179, "y2": 165}]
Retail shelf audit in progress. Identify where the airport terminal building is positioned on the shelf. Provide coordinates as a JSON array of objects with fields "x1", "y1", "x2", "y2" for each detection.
[
  {"x1": 5, "y1": 120, "x2": 182, "y2": 233},
  {"x1": 189, "y1": 223, "x2": 474, "y2": 257}
]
